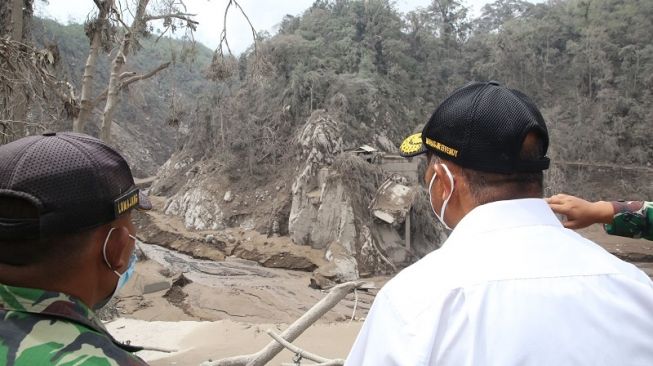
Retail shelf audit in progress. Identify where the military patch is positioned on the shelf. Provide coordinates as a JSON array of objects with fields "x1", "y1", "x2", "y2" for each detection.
[{"x1": 113, "y1": 189, "x2": 140, "y2": 217}]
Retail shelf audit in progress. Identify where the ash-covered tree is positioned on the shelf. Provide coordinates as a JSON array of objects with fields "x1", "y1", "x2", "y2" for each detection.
[
  {"x1": 73, "y1": 0, "x2": 198, "y2": 143},
  {"x1": 0, "y1": 0, "x2": 74, "y2": 143},
  {"x1": 0, "y1": 0, "x2": 34, "y2": 138}
]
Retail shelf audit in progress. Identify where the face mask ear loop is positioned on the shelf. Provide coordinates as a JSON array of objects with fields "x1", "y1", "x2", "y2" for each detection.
[
  {"x1": 428, "y1": 168, "x2": 437, "y2": 194},
  {"x1": 439, "y1": 164, "x2": 455, "y2": 229},
  {"x1": 102, "y1": 227, "x2": 121, "y2": 277},
  {"x1": 428, "y1": 163, "x2": 452, "y2": 230}
]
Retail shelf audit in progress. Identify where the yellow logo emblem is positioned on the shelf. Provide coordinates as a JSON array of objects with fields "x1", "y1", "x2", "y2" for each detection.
[{"x1": 399, "y1": 133, "x2": 425, "y2": 156}]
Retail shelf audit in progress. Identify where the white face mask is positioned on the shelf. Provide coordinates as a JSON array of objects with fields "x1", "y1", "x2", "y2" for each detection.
[
  {"x1": 94, "y1": 227, "x2": 137, "y2": 310},
  {"x1": 428, "y1": 163, "x2": 455, "y2": 230}
]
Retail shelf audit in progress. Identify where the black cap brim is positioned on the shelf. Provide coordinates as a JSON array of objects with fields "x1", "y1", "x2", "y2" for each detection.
[{"x1": 399, "y1": 133, "x2": 428, "y2": 157}]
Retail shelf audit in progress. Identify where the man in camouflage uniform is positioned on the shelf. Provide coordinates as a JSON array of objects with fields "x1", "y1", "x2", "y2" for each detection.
[
  {"x1": 0, "y1": 132, "x2": 151, "y2": 365},
  {"x1": 547, "y1": 194, "x2": 652, "y2": 240}
]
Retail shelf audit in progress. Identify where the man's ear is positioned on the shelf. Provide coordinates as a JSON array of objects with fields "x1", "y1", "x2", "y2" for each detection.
[
  {"x1": 101, "y1": 226, "x2": 131, "y2": 271},
  {"x1": 433, "y1": 163, "x2": 454, "y2": 200},
  {"x1": 424, "y1": 162, "x2": 436, "y2": 187}
]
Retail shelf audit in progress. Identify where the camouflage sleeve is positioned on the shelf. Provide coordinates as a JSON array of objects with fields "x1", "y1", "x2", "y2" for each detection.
[
  {"x1": 1, "y1": 285, "x2": 149, "y2": 366},
  {"x1": 604, "y1": 201, "x2": 653, "y2": 241},
  {"x1": 1, "y1": 316, "x2": 150, "y2": 366}
]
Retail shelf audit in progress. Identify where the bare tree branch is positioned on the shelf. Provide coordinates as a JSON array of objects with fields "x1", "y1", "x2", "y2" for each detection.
[
  {"x1": 266, "y1": 330, "x2": 344, "y2": 365},
  {"x1": 121, "y1": 61, "x2": 170, "y2": 85},
  {"x1": 91, "y1": 61, "x2": 170, "y2": 108},
  {"x1": 231, "y1": 0, "x2": 257, "y2": 56},
  {"x1": 142, "y1": 12, "x2": 198, "y2": 24},
  {"x1": 119, "y1": 71, "x2": 137, "y2": 79},
  {"x1": 0, "y1": 38, "x2": 72, "y2": 142},
  {"x1": 217, "y1": 0, "x2": 257, "y2": 57},
  {"x1": 218, "y1": 0, "x2": 233, "y2": 56},
  {"x1": 154, "y1": 24, "x2": 171, "y2": 43}
]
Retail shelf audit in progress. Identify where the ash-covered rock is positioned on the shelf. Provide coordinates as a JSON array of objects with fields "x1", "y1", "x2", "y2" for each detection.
[{"x1": 165, "y1": 186, "x2": 225, "y2": 231}]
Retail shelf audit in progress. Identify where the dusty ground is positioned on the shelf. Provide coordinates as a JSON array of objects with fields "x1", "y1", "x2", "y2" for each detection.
[
  {"x1": 104, "y1": 195, "x2": 386, "y2": 364},
  {"x1": 119, "y1": 244, "x2": 380, "y2": 324},
  {"x1": 108, "y1": 318, "x2": 363, "y2": 365},
  {"x1": 106, "y1": 243, "x2": 381, "y2": 365}
]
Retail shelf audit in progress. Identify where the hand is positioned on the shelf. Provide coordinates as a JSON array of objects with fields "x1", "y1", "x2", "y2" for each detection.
[{"x1": 545, "y1": 194, "x2": 614, "y2": 229}]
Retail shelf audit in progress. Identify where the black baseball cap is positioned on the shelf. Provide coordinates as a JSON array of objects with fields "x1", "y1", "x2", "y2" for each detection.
[
  {"x1": 399, "y1": 81, "x2": 550, "y2": 174},
  {"x1": 0, "y1": 132, "x2": 151, "y2": 240}
]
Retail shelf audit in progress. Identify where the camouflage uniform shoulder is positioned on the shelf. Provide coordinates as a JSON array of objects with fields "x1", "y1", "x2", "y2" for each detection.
[
  {"x1": 0, "y1": 284, "x2": 148, "y2": 366},
  {"x1": 605, "y1": 201, "x2": 653, "y2": 241}
]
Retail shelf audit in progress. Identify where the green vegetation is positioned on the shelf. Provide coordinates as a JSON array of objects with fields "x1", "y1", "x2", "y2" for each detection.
[
  {"x1": 19, "y1": 0, "x2": 651, "y2": 194},
  {"x1": 188, "y1": 0, "x2": 651, "y2": 192}
]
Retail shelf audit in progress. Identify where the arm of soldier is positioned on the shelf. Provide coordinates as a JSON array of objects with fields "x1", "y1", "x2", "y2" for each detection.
[
  {"x1": 546, "y1": 194, "x2": 614, "y2": 229},
  {"x1": 605, "y1": 201, "x2": 653, "y2": 241}
]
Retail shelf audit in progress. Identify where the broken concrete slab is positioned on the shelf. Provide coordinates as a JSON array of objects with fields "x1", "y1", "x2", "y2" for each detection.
[
  {"x1": 369, "y1": 177, "x2": 417, "y2": 227},
  {"x1": 373, "y1": 210, "x2": 396, "y2": 225}
]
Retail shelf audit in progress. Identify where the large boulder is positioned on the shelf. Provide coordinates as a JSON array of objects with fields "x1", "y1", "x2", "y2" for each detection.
[
  {"x1": 311, "y1": 180, "x2": 357, "y2": 251},
  {"x1": 164, "y1": 186, "x2": 226, "y2": 231},
  {"x1": 289, "y1": 110, "x2": 342, "y2": 246},
  {"x1": 311, "y1": 242, "x2": 359, "y2": 289}
]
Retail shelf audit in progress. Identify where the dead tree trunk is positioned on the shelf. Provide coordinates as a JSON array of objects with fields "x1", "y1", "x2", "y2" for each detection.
[
  {"x1": 100, "y1": 32, "x2": 130, "y2": 143},
  {"x1": 99, "y1": 0, "x2": 149, "y2": 143},
  {"x1": 74, "y1": 0, "x2": 114, "y2": 133},
  {"x1": 74, "y1": 31, "x2": 102, "y2": 132},
  {"x1": 2, "y1": 0, "x2": 33, "y2": 135},
  {"x1": 10, "y1": 0, "x2": 23, "y2": 41}
]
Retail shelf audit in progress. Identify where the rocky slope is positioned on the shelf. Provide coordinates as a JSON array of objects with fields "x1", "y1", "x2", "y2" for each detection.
[{"x1": 149, "y1": 108, "x2": 446, "y2": 283}]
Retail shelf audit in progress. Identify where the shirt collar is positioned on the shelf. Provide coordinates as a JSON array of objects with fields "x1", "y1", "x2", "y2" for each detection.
[{"x1": 443, "y1": 198, "x2": 562, "y2": 248}]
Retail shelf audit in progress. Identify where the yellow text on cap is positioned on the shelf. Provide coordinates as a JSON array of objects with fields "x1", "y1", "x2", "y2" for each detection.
[{"x1": 425, "y1": 137, "x2": 459, "y2": 157}]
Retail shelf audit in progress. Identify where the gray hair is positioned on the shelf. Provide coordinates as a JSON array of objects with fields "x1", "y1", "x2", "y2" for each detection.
[{"x1": 426, "y1": 136, "x2": 545, "y2": 206}]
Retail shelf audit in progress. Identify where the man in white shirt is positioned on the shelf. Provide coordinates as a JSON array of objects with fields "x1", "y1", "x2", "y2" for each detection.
[{"x1": 345, "y1": 81, "x2": 653, "y2": 366}]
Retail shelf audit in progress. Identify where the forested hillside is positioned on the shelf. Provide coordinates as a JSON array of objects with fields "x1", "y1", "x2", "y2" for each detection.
[
  {"x1": 165, "y1": 0, "x2": 651, "y2": 199},
  {"x1": 30, "y1": 18, "x2": 213, "y2": 176}
]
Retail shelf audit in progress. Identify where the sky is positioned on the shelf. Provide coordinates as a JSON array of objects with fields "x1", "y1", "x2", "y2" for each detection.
[{"x1": 36, "y1": 0, "x2": 498, "y2": 53}]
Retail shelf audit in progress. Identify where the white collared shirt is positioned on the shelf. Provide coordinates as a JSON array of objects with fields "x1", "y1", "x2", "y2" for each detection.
[{"x1": 346, "y1": 199, "x2": 653, "y2": 366}]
